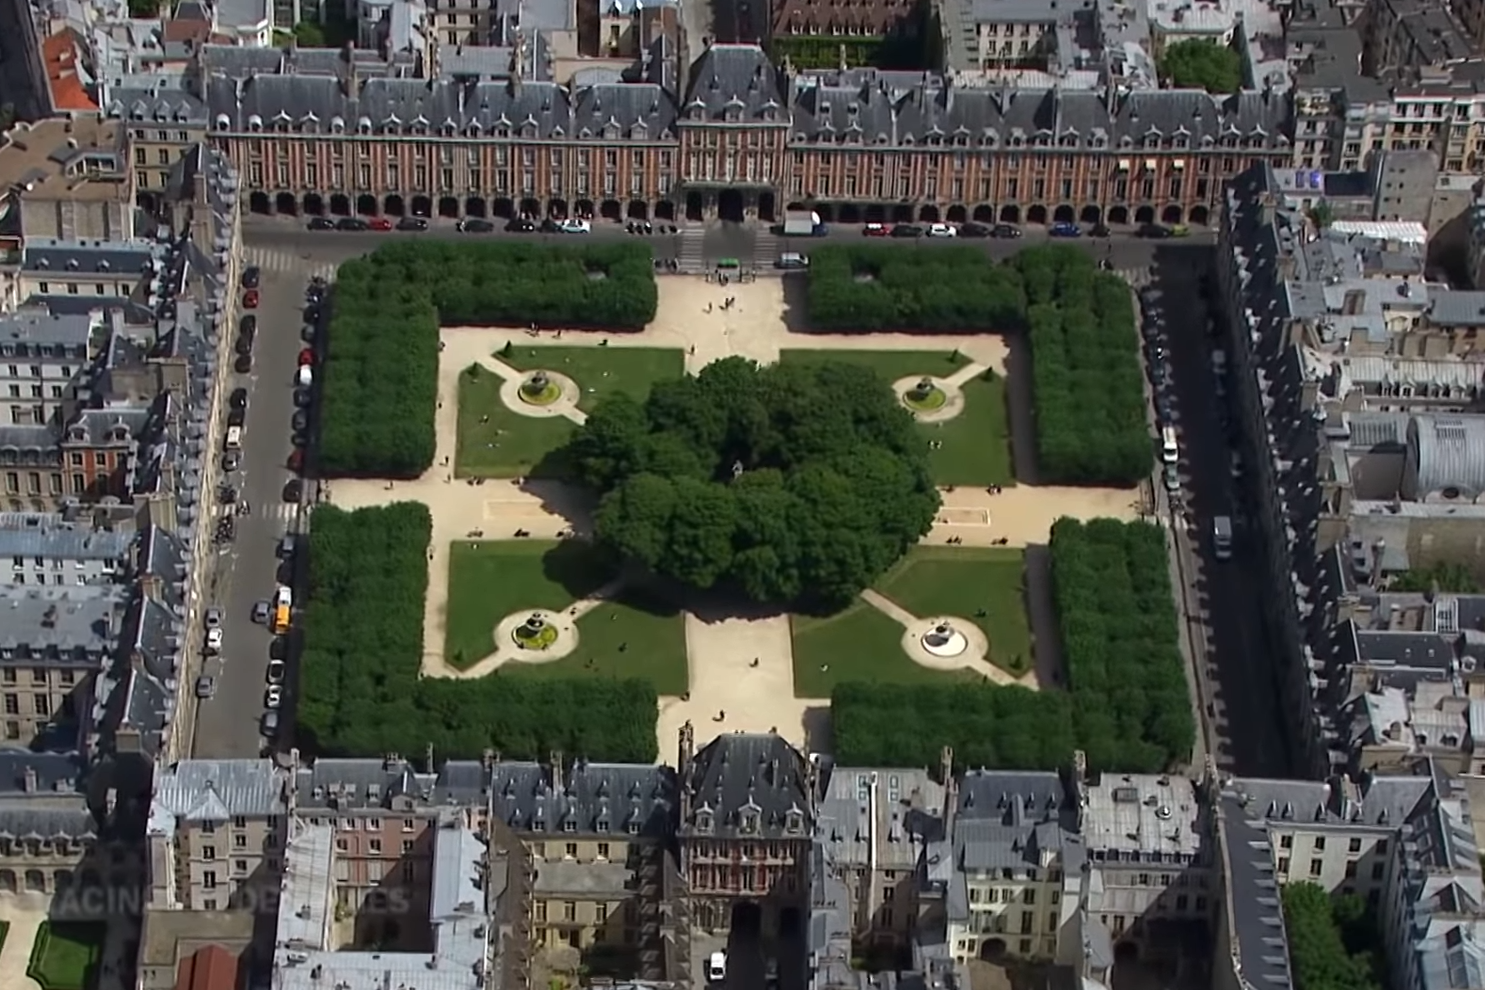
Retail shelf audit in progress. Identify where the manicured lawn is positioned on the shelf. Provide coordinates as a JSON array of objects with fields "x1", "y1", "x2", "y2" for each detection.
[
  {"x1": 456, "y1": 347, "x2": 685, "y2": 478},
  {"x1": 778, "y1": 349, "x2": 1012, "y2": 486},
  {"x1": 501, "y1": 345, "x2": 686, "y2": 413},
  {"x1": 791, "y1": 600, "x2": 975, "y2": 698},
  {"x1": 27, "y1": 922, "x2": 103, "y2": 990},
  {"x1": 503, "y1": 589, "x2": 688, "y2": 695},
  {"x1": 444, "y1": 540, "x2": 617, "y2": 668},
  {"x1": 874, "y1": 546, "x2": 1033, "y2": 675},
  {"x1": 455, "y1": 366, "x2": 576, "y2": 478}
]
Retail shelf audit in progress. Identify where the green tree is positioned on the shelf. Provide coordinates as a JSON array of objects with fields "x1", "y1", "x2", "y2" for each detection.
[
  {"x1": 570, "y1": 359, "x2": 938, "y2": 610},
  {"x1": 1309, "y1": 200, "x2": 1335, "y2": 228},
  {"x1": 1160, "y1": 39, "x2": 1243, "y2": 93},
  {"x1": 293, "y1": 21, "x2": 327, "y2": 46},
  {"x1": 1281, "y1": 883, "x2": 1382, "y2": 990},
  {"x1": 1389, "y1": 560, "x2": 1480, "y2": 593}
]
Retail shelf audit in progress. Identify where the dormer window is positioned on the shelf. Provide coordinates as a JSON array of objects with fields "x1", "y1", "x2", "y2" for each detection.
[
  {"x1": 442, "y1": 123, "x2": 456, "y2": 137},
  {"x1": 247, "y1": 115, "x2": 263, "y2": 132},
  {"x1": 468, "y1": 121, "x2": 483, "y2": 136},
  {"x1": 627, "y1": 820, "x2": 640, "y2": 835},
  {"x1": 275, "y1": 119, "x2": 290, "y2": 134},
  {"x1": 214, "y1": 113, "x2": 230, "y2": 131},
  {"x1": 357, "y1": 117, "x2": 372, "y2": 135},
  {"x1": 562, "y1": 819, "x2": 576, "y2": 832},
  {"x1": 596, "y1": 819, "x2": 610, "y2": 833},
  {"x1": 785, "y1": 810, "x2": 803, "y2": 834},
  {"x1": 740, "y1": 811, "x2": 760, "y2": 835},
  {"x1": 695, "y1": 809, "x2": 714, "y2": 832}
]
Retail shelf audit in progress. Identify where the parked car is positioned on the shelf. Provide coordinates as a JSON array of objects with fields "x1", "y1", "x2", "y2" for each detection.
[
  {"x1": 241, "y1": 266, "x2": 260, "y2": 290},
  {"x1": 205, "y1": 606, "x2": 223, "y2": 628},
  {"x1": 863, "y1": 222, "x2": 889, "y2": 237},
  {"x1": 707, "y1": 953, "x2": 727, "y2": 983},
  {"x1": 559, "y1": 218, "x2": 591, "y2": 234},
  {"x1": 264, "y1": 684, "x2": 283, "y2": 709},
  {"x1": 925, "y1": 222, "x2": 957, "y2": 238},
  {"x1": 1049, "y1": 221, "x2": 1082, "y2": 237},
  {"x1": 205, "y1": 628, "x2": 224, "y2": 654},
  {"x1": 303, "y1": 304, "x2": 321, "y2": 325},
  {"x1": 991, "y1": 223, "x2": 1022, "y2": 238},
  {"x1": 297, "y1": 348, "x2": 315, "y2": 367},
  {"x1": 252, "y1": 599, "x2": 271, "y2": 624},
  {"x1": 891, "y1": 224, "x2": 923, "y2": 238},
  {"x1": 234, "y1": 353, "x2": 253, "y2": 374},
  {"x1": 226, "y1": 407, "x2": 246, "y2": 428},
  {"x1": 1168, "y1": 223, "x2": 1191, "y2": 237},
  {"x1": 261, "y1": 710, "x2": 280, "y2": 737},
  {"x1": 775, "y1": 252, "x2": 809, "y2": 270},
  {"x1": 195, "y1": 676, "x2": 216, "y2": 699},
  {"x1": 300, "y1": 324, "x2": 317, "y2": 344},
  {"x1": 958, "y1": 222, "x2": 991, "y2": 238},
  {"x1": 222, "y1": 450, "x2": 241, "y2": 472},
  {"x1": 368, "y1": 216, "x2": 393, "y2": 231},
  {"x1": 283, "y1": 479, "x2": 303, "y2": 503},
  {"x1": 1138, "y1": 223, "x2": 1172, "y2": 239},
  {"x1": 397, "y1": 215, "x2": 429, "y2": 231},
  {"x1": 267, "y1": 659, "x2": 287, "y2": 685},
  {"x1": 242, "y1": 289, "x2": 260, "y2": 308},
  {"x1": 290, "y1": 430, "x2": 307, "y2": 448},
  {"x1": 293, "y1": 388, "x2": 312, "y2": 407},
  {"x1": 307, "y1": 216, "x2": 335, "y2": 230},
  {"x1": 505, "y1": 218, "x2": 536, "y2": 232},
  {"x1": 287, "y1": 449, "x2": 304, "y2": 472},
  {"x1": 228, "y1": 387, "x2": 249, "y2": 410},
  {"x1": 291, "y1": 409, "x2": 309, "y2": 432},
  {"x1": 269, "y1": 636, "x2": 288, "y2": 660},
  {"x1": 1163, "y1": 462, "x2": 1181, "y2": 492},
  {"x1": 458, "y1": 218, "x2": 495, "y2": 232},
  {"x1": 336, "y1": 216, "x2": 370, "y2": 231}
]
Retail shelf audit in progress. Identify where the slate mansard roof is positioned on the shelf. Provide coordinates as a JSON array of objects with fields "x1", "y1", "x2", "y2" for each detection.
[
  {"x1": 683, "y1": 734, "x2": 813, "y2": 839},
  {"x1": 490, "y1": 761, "x2": 676, "y2": 838}
]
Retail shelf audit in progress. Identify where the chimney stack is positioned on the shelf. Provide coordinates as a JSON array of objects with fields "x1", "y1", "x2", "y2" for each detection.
[{"x1": 23, "y1": 766, "x2": 37, "y2": 793}]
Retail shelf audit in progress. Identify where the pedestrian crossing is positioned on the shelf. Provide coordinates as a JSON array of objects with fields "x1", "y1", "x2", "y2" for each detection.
[
  {"x1": 220, "y1": 501, "x2": 304, "y2": 523},
  {"x1": 1112, "y1": 266, "x2": 1151, "y2": 288},
  {"x1": 240, "y1": 246, "x2": 340, "y2": 282}
]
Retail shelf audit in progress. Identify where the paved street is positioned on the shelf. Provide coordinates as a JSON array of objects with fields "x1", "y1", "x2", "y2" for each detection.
[
  {"x1": 189, "y1": 260, "x2": 313, "y2": 759},
  {"x1": 1145, "y1": 246, "x2": 1292, "y2": 779}
]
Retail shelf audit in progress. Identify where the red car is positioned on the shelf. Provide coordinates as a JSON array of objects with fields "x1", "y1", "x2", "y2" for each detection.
[
  {"x1": 297, "y1": 348, "x2": 315, "y2": 367},
  {"x1": 242, "y1": 289, "x2": 259, "y2": 308},
  {"x1": 368, "y1": 216, "x2": 393, "y2": 231},
  {"x1": 287, "y1": 449, "x2": 304, "y2": 472},
  {"x1": 863, "y1": 222, "x2": 889, "y2": 237}
]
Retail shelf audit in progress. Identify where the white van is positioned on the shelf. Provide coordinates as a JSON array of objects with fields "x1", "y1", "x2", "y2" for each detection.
[
  {"x1": 274, "y1": 584, "x2": 293, "y2": 609},
  {"x1": 295, "y1": 366, "x2": 313, "y2": 389},
  {"x1": 706, "y1": 952, "x2": 727, "y2": 983},
  {"x1": 224, "y1": 425, "x2": 243, "y2": 450},
  {"x1": 1160, "y1": 426, "x2": 1179, "y2": 465}
]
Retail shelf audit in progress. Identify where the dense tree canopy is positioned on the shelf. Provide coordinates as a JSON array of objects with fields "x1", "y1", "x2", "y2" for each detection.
[
  {"x1": 831, "y1": 518, "x2": 1191, "y2": 772},
  {"x1": 320, "y1": 241, "x2": 657, "y2": 478},
  {"x1": 1160, "y1": 39, "x2": 1243, "y2": 93},
  {"x1": 807, "y1": 246, "x2": 1025, "y2": 332},
  {"x1": 565, "y1": 357, "x2": 939, "y2": 609},
  {"x1": 1019, "y1": 246, "x2": 1153, "y2": 485},
  {"x1": 1281, "y1": 883, "x2": 1383, "y2": 990},
  {"x1": 298, "y1": 503, "x2": 657, "y2": 762}
]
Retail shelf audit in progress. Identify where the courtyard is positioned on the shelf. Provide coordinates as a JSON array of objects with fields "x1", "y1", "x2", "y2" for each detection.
[{"x1": 320, "y1": 273, "x2": 1145, "y2": 758}]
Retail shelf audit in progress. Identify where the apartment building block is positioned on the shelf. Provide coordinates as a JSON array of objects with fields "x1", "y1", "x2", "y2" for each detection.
[{"x1": 0, "y1": 117, "x2": 136, "y2": 244}]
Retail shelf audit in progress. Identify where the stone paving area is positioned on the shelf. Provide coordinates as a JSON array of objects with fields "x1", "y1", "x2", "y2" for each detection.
[{"x1": 322, "y1": 275, "x2": 1147, "y2": 758}]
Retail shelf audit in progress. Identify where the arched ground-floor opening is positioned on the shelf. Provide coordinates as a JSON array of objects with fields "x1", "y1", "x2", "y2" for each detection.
[
  {"x1": 627, "y1": 200, "x2": 648, "y2": 219},
  {"x1": 918, "y1": 204, "x2": 940, "y2": 222},
  {"x1": 276, "y1": 192, "x2": 299, "y2": 215},
  {"x1": 600, "y1": 199, "x2": 622, "y2": 220},
  {"x1": 384, "y1": 194, "x2": 406, "y2": 216},
  {"x1": 356, "y1": 194, "x2": 378, "y2": 215},
  {"x1": 979, "y1": 939, "x2": 1008, "y2": 962},
  {"x1": 1135, "y1": 205, "x2": 1156, "y2": 224},
  {"x1": 1053, "y1": 204, "x2": 1075, "y2": 223},
  {"x1": 655, "y1": 200, "x2": 676, "y2": 221},
  {"x1": 1000, "y1": 205, "x2": 1020, "y2": 223},
  {"x1": 493, "y1": 197, "x2": 514, "y2": 218},
  {"x1": 438, "y1": 196, "x2": 460, "y2": 218},
  {"x1": 575, "y1": 199, "x2": 595, "y2": 217},
  {"x1": 411, "y1": 195, "x2": 432, "y2": 216},
  {"x1": 465, "y1": 197, "x2": 487, "y2": 217},
  {"x1": 685, "y1": 192, "x2": 704, "y2": 222},
  {"x1": 1027, "y1": 204, "x2": 1048, "y2": 224},
  {"x1": 329, "y1": 193, "x2": 351, "y2": 216},
  {"x1": 250, "y1": 192, "x2": 271, "y2": 214},
  {"x1": 814, "y1": 203, "x2": 835, "y2": 223},
  {"x1": 758, "y1": 191, "x2": 776, "y2": 222},
  {"x1": 1162, "y1": 205, "x2": 1184, "y2": 224},
  {"x1": 303, "y1": 193, "x2": 325, "y2": 215},
  {"x1": 838, "y1": 203, "x2": 861, "y2": 223},
  {"x1": 891, "y1": 204, "x2": 913, "y2": 223},
  {"x1": 718, "y1": 189, "x2": 744, "y2": 222},
  {"x1": 972, "y1": 205, "x2": 994, "y2": 223},
  {"x1": 1190, "y1": 205, "x2": 1210, "y2": 225},
  {"x1": 946, "y1": 204, "x2": 967, "y2": 223},
  {"x1": 865, "y1": 203, "x2": 887, "y2": 223},
  {"x1": 1080, "y1": 204, "x2": 1101, "y2": 224},
  {"x1": 549, "y1": 198, "x2": 569, "y2": 218},
  {"x1": 1108, "y1": 205, "x2": 1129, "y2": 225},
  {"x1": 731, "y1": 901, "x2": 762, "y2": 936},
  {"x1": 519, "y1": 197, "x2": 541, "y2": 217}
]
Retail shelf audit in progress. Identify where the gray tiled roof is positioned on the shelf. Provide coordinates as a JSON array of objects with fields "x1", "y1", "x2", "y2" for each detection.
[
  {"x1": 0, "y1": 309, "x2": 92, "y2": 353},
  {"x1": 490, "y1": 760, "x2": 676, "y2": 838},
  {"x1": 101, "y1": 80, "x2": 210, "y2": 126},
  {"x1": 146, "y1": 759, "x2": 288, "y2": 836},
  {"x1": 0, "y1": 514, "x2": 131, "y2": 565},
  {"x1": 0, "y1": 584, "x2": 125, "y2": 659},
  {"x1": 683, "y1": 733, "x2": 812, "y2": 839},
  {"x1": 683, "y1": 45, "x2": 784, "y2": 121},
  {"x1": 22, "y1": 239, "x2": 161, "y2": 277},
  {"x1": 815, "y1": 766, "x2": 944, "y2": 870}
]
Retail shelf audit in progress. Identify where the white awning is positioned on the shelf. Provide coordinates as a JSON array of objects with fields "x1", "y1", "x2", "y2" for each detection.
[
  {"x1": 1117, "y1": 158, "x2": 1131, "y2": 171},
  {"x1": 1144, "y1": 158, "x2": 1158, "y2": 171},
  {"x1": 1171, "y1": 158, "x2": 1186, "y2": 169}
]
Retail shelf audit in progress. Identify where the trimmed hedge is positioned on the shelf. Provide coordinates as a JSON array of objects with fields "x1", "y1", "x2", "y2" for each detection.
[
  {"x1": 298, "y1": 502, "x2": 658, "y2": 762},
  {"x1": 321, "y1": 241, "x2": 658, "y2": 478},
  {"x1": 805, "y1": 245, "x2": 1025, "y2": 331},
  {"x1": 832, "y1": 517, "x2": 1192, "y2": 773},
  {"x1": 1017, "y1": 246, "x2": 1152, "y2": 485}
]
